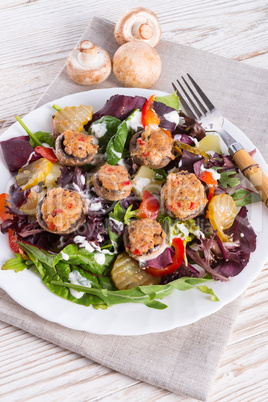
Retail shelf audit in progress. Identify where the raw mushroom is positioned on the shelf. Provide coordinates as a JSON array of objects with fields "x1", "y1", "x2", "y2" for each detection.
[
  {"x1": 114, "y1": 7, "x2": 161, "y2": 48},
  {"x1": 113, "y1": 40, "x2": 162, "y2": 88},
  {"x1": 66, "y1": 40, "x2": 112, "y2": 85}
]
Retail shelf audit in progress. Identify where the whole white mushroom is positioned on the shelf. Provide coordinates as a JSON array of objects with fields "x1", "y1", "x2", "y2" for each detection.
[
  {"x1": 66, "y1": 40, "x2": 111, "y2": 86},
  {"x1": 114, "y1": 7, "x2": 161, "y2": 48},
  {"x1": 113, "y1": 40, "x2": 162, "y2": 88}
]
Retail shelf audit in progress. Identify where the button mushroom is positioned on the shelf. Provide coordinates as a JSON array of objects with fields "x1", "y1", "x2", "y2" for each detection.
[
  {"x1": 114, "y1": 7, "x2": 161, "y2": 48},
  {"x1": 66, "y1": 40, "x2": 112, "y2": 86},
  {"x1": 113, "y1": 40, "x2": 162, "y2": 88}
]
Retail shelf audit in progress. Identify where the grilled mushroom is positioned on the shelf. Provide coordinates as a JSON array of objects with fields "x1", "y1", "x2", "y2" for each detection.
[
  {"x1": 36, "y1": 187, "x2": 88, "y2": 234},
  {"x1": 114, "y1": 7, "x2": 161, "y2": 48},
  {"x1": 130, "y1": 127, "x2": 175, "y2": 169},
  {"x1": 123, "y1": 218, "x2": 166, "y2": 261},
  {"x1": 66, "y1": 40, "x2": 112, "y2": 86},
  {"x1": 93, "y1": 164, "x2": 132, "y2": 201},
  {"x1": 55, "y1": 130, "x2": 98, "y2": 166}
]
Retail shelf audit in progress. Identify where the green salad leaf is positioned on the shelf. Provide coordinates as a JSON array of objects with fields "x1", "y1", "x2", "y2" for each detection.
[
  {"x1": 231, "y1": 188, "x2": 262, "y2": 207},
  {"x1": 154, "y1": 92, "x2": 180, "y2": 111},
  {"x1": 106, "y1": 109, "x2": 142, "y2": 165},
  {"x1": 1, "y1": 253, "x2": 29, "y2": 272},
  {"x1": 0, "y1": 241, "x2": 217, "y2": 310},
  {"x1": 219, "y1": 170, "x2": 240, "y2": 189},
  {"x1": 51, "y1": 276, "x2": 216, "y2": 309},
  {"x1": 88, "y1": 116, "x2": 121, "y2": 152},
  {"x1": 106, "y1": 121, "x2": 128, "y2": 165}
]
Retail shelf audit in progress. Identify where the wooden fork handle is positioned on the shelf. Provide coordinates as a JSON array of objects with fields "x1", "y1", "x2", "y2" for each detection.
[{"x1": 232, "y1": 149, "x2": 268, "y2": 207}]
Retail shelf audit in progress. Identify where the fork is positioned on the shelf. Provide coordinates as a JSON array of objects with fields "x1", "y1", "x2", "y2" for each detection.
[{"x1": 172, "y1": 74, "x2": 268, "y2": 207}]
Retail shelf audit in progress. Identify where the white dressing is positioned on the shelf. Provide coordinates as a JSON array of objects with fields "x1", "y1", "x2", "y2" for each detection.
[
  {"x1": 163, "y1": 110, "x2": 179, "y2": 126},
  {"x1": 61, "y1": 251, "x2": 69, "y2": 261},
  {"x1": 68, "y1": 270, "x2": 92, "y2": 299},
  {"x1": 94, "y1": 252, "x2": 106, "y2": 265},
  {"x1": 91, "y1": 122, "x2": 107, "y2": 138}
]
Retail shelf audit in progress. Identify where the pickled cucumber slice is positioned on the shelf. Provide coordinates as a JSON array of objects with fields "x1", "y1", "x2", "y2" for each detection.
[
  {"x1": 111, "y1": 252, "x2": 161, "y2": 290},
  {"x1": 17, "y1": 158, "x2": 53, "y2": 190},
  {"x1": 54, "y1": 105, "x2": 93, "y2": 134}
]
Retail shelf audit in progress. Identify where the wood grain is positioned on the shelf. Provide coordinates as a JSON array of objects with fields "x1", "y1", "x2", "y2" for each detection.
[{"x1": 0, "y1": 0, "x2": 268, "y2": 401}]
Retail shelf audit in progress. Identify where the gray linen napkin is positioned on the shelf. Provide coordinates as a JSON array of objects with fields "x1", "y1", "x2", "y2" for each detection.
[{"x1": 0, "y1": 17, "x2": 267, "y2": 401}]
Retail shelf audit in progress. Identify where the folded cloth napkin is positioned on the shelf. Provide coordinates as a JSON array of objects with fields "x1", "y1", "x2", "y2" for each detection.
[{"x1": 0, "y1": 17, "x2": 268, "y2": 401}]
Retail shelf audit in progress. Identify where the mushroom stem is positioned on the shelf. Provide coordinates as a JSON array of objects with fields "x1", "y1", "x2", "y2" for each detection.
[
  {"x1": 137, "y1": 24, "x2": 154, "y2": 40},
  {"x1": 77, "y1": 40, "x2": 99, "y2": 66}
]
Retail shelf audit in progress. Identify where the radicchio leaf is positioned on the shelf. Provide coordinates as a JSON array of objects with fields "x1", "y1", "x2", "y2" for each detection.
[
  {"x1": 174, "y1": 111, "x2": 206, "y2": 140},
  {"x1": 153, "y1": 101, "x2": 178, "y2": 133},
  {"x1": 89, "y1": 95, "x2": 146, "y2": 124},
  {"x1": 144, "y1": 247, "x2": 175, "y2": 269},
  {"x1": 1, "y1": 136, "x2": 41, "y2": 173}
]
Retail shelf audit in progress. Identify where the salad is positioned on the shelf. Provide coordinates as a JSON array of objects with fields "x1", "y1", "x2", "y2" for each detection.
[{"x1": 0, "y1": 92, "x2": 260, "y2": 310}]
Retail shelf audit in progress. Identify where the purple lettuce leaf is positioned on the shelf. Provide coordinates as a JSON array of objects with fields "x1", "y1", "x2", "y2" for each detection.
[
  {"x1": 89, "y1": 95, "x2": 147, "y2": 125},
  {"x1": 144, "y1": 247, "x2": 175, "y2": 269},
  {"x1": 206, "y1": 152, "x2": 237, "y2": 172},
  {"x1": 179, "y1": 150, "x2": 204, "y2": 173},
  {"x1": 174, "y1": 111, "x2": 206, "y2": 140},
  {"x1": 56, "y1": 166, "x2": 87, "y2": 191},
  {"x1": 9, "y1": 184, "x2": 31, "y2": 208},
  {"x1": 161, "y1": 261, "x2": 200, "y2": 284},
  {"x1": 186, "y1": 235, "x2": 229, "y2": 281},
  {"x1": 1, "y1": 136, "x2": 41, "y2": 173},
  {"x1": 153, "y1": 101, "x2": 178, "y2": 133},
  {"x1": 173, "y1": 134, "x2": 195, "y2": 146}
]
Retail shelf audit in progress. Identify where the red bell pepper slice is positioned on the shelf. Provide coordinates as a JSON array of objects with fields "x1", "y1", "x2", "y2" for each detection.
[
  {"x1": 0, "y1": 193, "x2": 12, "y2": 221},
  {"x1": 8, "y1": 230, "x2": 20, "y2": 253},
  {"x1": 200, "y1": 171, "x2": 217, "y2": 202},
  {"x1": 0, "y1": 194, "x2": 21, "y2": 253},
  {"x1": 141, "y1": 95, "x2": 160, "y2": 128},
  {"x1": 35, "y1": 146, "x2": 58, "y2": 163},
  {"x1": 137, "y1": 190, "x2": 160, "y2": 220},
  {"x1": 145, "y1": 237, "x2": 185, "y2": 277}
]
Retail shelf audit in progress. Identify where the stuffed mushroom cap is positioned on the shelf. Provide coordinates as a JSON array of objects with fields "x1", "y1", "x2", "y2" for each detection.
[
  {"x1": 130, "y1": 126, "x2": 175, "y2": 169},
  {"x1": 123, "y1": 218, "x2": 166, "y2": 261},
  {"x1": 93, "y1": 164, "x2": 132, "y2": 201},
  {"x1": 55, "y1": 130, "x2": 98, "y2": 166},
  {"x1": 161, "y1": 171, "x2": 208, "y2": 221},
  {"x1": 36, "y1": 187, "x2": 88, "y2": 234}
]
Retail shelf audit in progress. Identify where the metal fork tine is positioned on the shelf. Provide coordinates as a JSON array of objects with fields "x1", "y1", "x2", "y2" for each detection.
[
  {"x1": 187, "y1": 73, "x2": 215, "y2": 111},
  {"x1": 181, "y1": 76, "x2": 208, "y2": 115},
  {"x1": 176, "y1": 79, "x2": 203, "y2": 119},
  {"x1": 172, "y1": 82, "x2": 196, "y2": 119}
]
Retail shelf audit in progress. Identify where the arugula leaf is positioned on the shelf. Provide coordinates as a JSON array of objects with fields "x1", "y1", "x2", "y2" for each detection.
[
  {"x1": 88, "y1": 116, "x2": 121, "y2": 152},
  {"x1": 219, "y1": 171, "x2": 240, "y2": 188},
  {"x1": 231, "y1": 188, "x2": 262, "y2": 207},
  {"x1": 198, "y1": 285, "x2": 219, "y2": 302},
  {"x1": 50, "y1": 276, "x2": 216, "y2": 309},
  {"x1": 106, "y1": 121, "x2": 128, "y2": 165},
  {"x1": 1, "y1": 253, "x2": 29, "y2": 272},
  {"x1": 154, "y1": 92, "x2": 180, "y2": 111}
]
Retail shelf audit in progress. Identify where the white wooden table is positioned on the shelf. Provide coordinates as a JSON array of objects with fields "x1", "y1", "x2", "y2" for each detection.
[{"x1": 0, "y1": 1, "x2": 268, "y2": 400}]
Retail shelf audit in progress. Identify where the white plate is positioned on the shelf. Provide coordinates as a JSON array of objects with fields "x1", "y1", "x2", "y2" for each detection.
[{"x1": 0, "y1": 87, "x2": 268, "y2": 336}]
